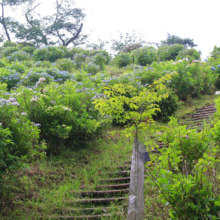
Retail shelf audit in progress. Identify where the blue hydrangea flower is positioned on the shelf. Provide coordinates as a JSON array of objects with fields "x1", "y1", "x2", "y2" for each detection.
[
  {"x1": 218, "y1": 65, "x2": 220, "y2": 68},
  {"x1": 211, "y1": 67, "x2": 215, "y2": 70}
]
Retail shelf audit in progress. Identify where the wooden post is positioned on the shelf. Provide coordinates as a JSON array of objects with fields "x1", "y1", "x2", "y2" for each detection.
[{"x1": 127, "y1": 139, "x2": 145, "y2": 220}]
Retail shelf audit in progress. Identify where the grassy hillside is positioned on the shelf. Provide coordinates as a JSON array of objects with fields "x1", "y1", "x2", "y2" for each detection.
[{"x1": 1, "y1": 42, "x2": 220, "y2": 219}]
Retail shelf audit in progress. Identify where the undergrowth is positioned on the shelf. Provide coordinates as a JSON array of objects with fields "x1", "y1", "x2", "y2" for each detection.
[{"x1": 0, "y1": 130, "x2": 132, "y2": 219}]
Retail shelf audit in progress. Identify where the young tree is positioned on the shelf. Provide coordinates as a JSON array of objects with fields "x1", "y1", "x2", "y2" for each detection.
[
  {"x1": 1, "y1": 0, "x2": 87, "y2": 46},
  {"x1": 161, "y1": 32, "x2": 197, "y2": 48},
  {"x1": 86, "y1": 38, "x2": 109, "y2": 50},
  {"x1": 110, "y1": 31, "x2": 145, "y2": 53},
  {"x1": 14, "y1": 0, "x2": 87, "y2": 46}
]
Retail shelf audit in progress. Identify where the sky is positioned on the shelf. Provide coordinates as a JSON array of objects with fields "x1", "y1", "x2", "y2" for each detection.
[
  {"x1": 4, "y1": 0, "x2": 220, "y2": 58},
  {"x1": 74, "y1": 0, "x2": 220, "y2": 58}
]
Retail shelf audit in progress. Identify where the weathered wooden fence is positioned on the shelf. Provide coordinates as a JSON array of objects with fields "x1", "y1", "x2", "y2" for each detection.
[{"x1": 127, "y1": 140, "x2": 145, "y2": 220}]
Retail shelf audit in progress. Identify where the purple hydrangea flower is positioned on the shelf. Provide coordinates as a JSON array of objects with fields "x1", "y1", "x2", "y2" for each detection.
[
  {"x1": 211, "y1": 67, "x2": 215, "y2": 70},
  {"x1": 12, "y1": 102, "x2": 19, "y2": 106}
]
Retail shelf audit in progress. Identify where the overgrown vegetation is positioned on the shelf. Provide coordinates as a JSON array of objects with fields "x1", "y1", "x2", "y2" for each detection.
[{"x1": 1, "y1": 25, "x2": 220, "y2": 219}]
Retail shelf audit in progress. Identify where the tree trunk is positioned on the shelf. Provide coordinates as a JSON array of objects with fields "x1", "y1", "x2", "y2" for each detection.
[{"x1": 0, "y1": 3, "x2": 11, "y2": 41}]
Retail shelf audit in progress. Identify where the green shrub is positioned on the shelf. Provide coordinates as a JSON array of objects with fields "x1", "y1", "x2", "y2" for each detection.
[
  {"x1": 90, "y1": 50, "x2": 111, "y2": 63},
  {"x1": 2, "y1": 47, "x2": 19, "y2": 57},
  {"x1": 33, "y1": 60, "x2": 53, "y2": 68},
  {"x1": 214, "y1": 64, "x2": 220, "y2": 89},
  {"x1": 146, "y1": 118, "x2": 220, "y2": 219},
  {"x1": 162, "y1": 118, "x2": 211, "y2": 173},
  {"x1": 0, "y1": 89, "x2": 46, "y2": 177},
  {"x1": 21, "y1": 46, "x2": 36, "y2": 55},
  {"x1": 3, "y1": 41, "x2": 17, "y2": 48},
  {"x1": 9, "y1": 62, "x2": 26, "y2": 73},
  {"x1": 176, "y1": 48, "x2": 201, "y2": 62},
  {"x1": 0, "y1": 59, "x2": 6, "y2": 67},
  {"x1": 0, "y1": 126, "x2": 15, "y2": 178},
  {"x1": 33, "y1": 46, "x2": 65, "y2": 62},
  {"x1": 158, "y1": 44, "x2": 184, "y2": 61},
  {"x1": 153, "y1": 89, "x2": 179, "y2": 122},
  {"x1": 55, "y1": 58, "x2": 76, "y2": 72},
  {"x1": 132, "y1": 46, "x2": 158, "y2": 66},
  {"x1": 170, "y1": 61, "x2": 216, "y2": 100},
  {"x1": 92, "y1": 53, "x2": 107, "y2": 70},
  {"x1": 68, "y1": 47, "x2": 91, "y2": 58},
  {"x1": 210, "y1": 45, "x2": 220, "y2": 59},
  {"x1": 7, "y1": 51, "x2": 30, "y2": 62},
  {"x1": 114, "y1": 52, "x2": 133, "y2": 68},
  {"x1": 17, "y1": 42, "x2": 35, "y2": 48},
  {"x1": 12, "y1": 81, "x2": 103, "y2": 154},
  {"x1": 74, "y1": 53, "x2": 87, "y2": 69},
  {"x1": 0, "y1": 69, "x2": 21, "y2": 90},
  {"x1": 82, "y1": 62, "x2": 100, "y2": 75}
]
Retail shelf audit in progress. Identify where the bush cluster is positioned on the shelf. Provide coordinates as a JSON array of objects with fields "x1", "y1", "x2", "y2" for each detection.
[
  {"x1": 145, "y1": 117, "x2": 220, "y2": 219},
  {"x1": 0, "y1": 43, "x2": 220, "y2": 180}
]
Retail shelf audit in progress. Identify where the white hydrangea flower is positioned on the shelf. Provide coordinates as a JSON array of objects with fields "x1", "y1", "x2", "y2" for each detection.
[
  {"x1": 0, "y1": 123, "x2": 2, "y2": 126},
  {"x1": 62, "y1": 107, "x2": 71, "y2": 111},
  {"x1": 31, "y1": 98, "x2": 38, "y2": 102},
  {"x1": 50, "y1": 100, "x2": 56, "y2": 104},
  {"x1": 172, "y1": 62, "x2": 176, "y2": 65},
  {"x1": 182, "y1": 58, "x2": 189, "y2": 61},
  {"x1": 35, "y1": 82, "x2": 40, "y2": 87},
  {"x1": 46, "y1": 107, "x2": 53, "y2": 110},
  {"x1": 39, "y1": 78, "x2": 46, "y2": 82},
  {"x1": 215, "y1": 91, "x2": 220, "y2": 95},
  {"x1": 21, "y1": 112, "x2": 27, "y2": 116}
]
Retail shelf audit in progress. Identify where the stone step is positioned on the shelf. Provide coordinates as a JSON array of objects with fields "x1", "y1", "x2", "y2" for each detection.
[
  {"x1": 101, "y1": 171, "x2": 130, "y2": 177},
  {"x1": 66, "y1": 197, "x2": 127, "y2": 205},
  {"x1": 71, "y1": 189, "x2": 129, "y2": 197},
  {"x1": 60, "y1": 206, "x2": 122, "y2": 214},
  {"x1": 100, "y1": 177, "x2": 130, "y2": 184},
  {"x1": 96, "y1": 183, "x2": 130, "y2": 190},
  {"x1": 116, "y1": 165, "x2": 131, "y2": 170},
  {"x1": 48, "y1": 213, "x2": 122, "y2": 219}
]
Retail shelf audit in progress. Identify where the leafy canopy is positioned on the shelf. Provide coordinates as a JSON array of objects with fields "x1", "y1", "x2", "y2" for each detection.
[{"x1": 161, "y1": 32, "x2": 197, "y2": 48}]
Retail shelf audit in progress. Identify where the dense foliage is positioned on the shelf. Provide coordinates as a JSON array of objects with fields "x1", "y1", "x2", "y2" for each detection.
[{"x1": 1, "y1": 33, "x2": 220, "y2": 220}]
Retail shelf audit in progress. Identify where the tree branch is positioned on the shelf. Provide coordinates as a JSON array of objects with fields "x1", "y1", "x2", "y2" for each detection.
[
  {"x1": 0, "y1": 2, "x2": 11, "y2": 41},
  {"x1": 65, "y1": 23, "x2": 83, "y2": 46},
  {"x1": 25, "y1": 3, "x2": 49, "y2": 45},
  {"x1": 57, "y1": 30, "x2": 65, "y2": 46},
  {"x1": 25, "y1": 3, "x2": 42, "y2": 23}
]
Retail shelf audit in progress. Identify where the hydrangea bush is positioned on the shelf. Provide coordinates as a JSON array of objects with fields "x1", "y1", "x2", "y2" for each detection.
[{"x1": 33, "y1": 46, "x2": 65, "y2": 62}]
